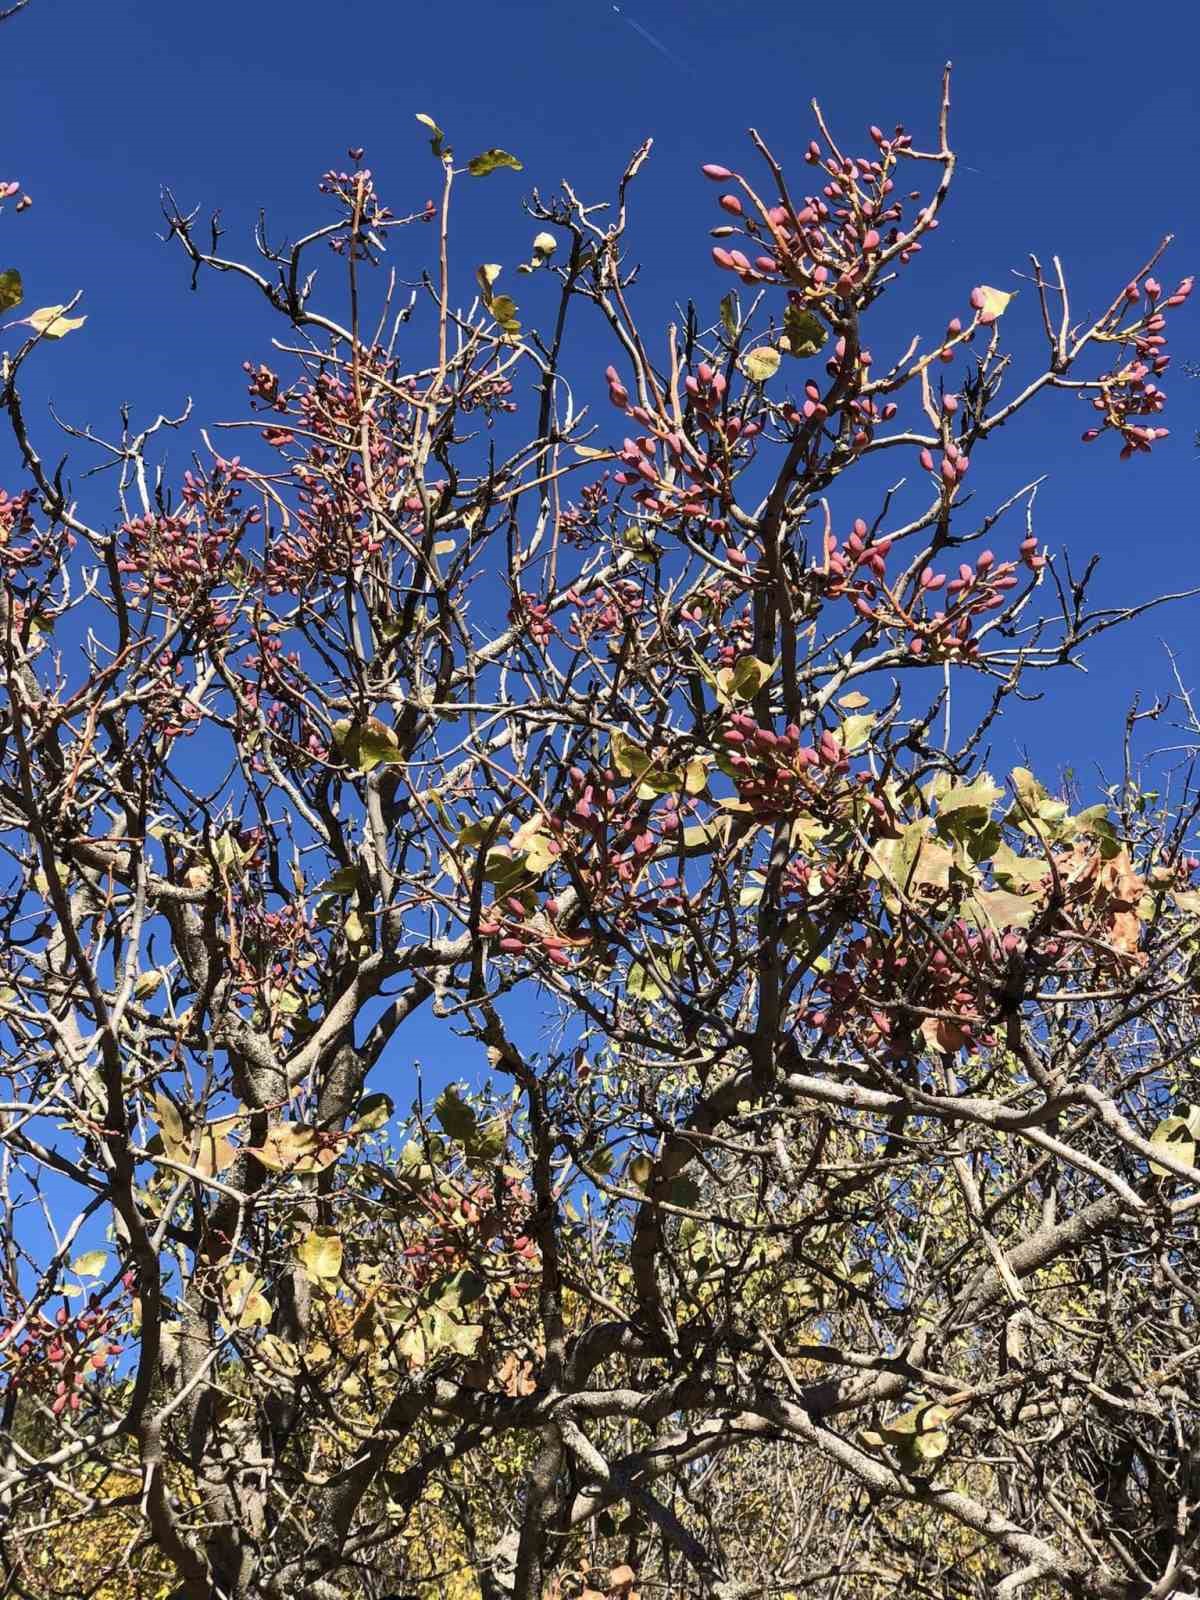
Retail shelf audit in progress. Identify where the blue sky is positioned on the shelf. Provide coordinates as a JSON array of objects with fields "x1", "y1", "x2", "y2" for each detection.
[{"x1": 4, "y1": 0, "x2": 1196, "y2": 789}]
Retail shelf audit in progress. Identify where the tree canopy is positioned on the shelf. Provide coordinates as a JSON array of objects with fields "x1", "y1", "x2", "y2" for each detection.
[{"x1": 1, "y1": 51, "x2": 1198, "y2": 1600}]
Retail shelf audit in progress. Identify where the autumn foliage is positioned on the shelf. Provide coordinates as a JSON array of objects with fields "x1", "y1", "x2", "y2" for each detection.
[{"x1": 2, "y1": 43, "x2": 1200, "y2": 1600}]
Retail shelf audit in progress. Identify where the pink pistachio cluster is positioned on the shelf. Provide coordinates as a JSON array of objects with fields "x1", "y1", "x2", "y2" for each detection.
[
  {"x1": 234, "y1": 896, "x2": 321, "y2": 1028},
  {"x1": 800, "y1": 922, "x2": 1010, "y2": 1058},
  {"x1": 1084, "y1": 274, "x2": 1193, "y2": 456},
  {"x1": 479, "y1": 891, "x2": 575, "y2": 969},
  {"x1": 0, "y1": 179, "x2": 31, "y2": 211},
  {"x1": 459, "y1": 373, "x2": 517, "y2": 418},
  {"x1": 702, "y1": 122, "x2": 925, "y2": 300},
  {"x1": 0, "y1": 485, "x2": 72, "y2": 572},
  {"x1": 396, "y1": 1170, "x2": 538, "y2": 1315},
  {"x1": 721, "y1": 713, "x2": 855, "y2": 819},
  {"x1": 783, "y1": 362, "x2": 896, "y2": 451},
  {"x1": 0, "y1": 1292, "x2": 125, "y2": 1416},
  {"x1": 564, "y1": 578, "x2": 645, "y2": 643},
  {"x1": 140, "y1": 653, "x2": 203, "y2": 742},
  {"x1": 318, "y1": 163, "x2": 395, "y2": 257},
  {"x1": 605, "y1": 361, "x2": 761, "y2": 534},
  {"x1": 815, "y1": 521, "x2": 1028, "y2": 661},
  {"x1": 253, "y1": 363, "x2": 416, "y2": 595},
  {"x1": 238, "y1": 627, "x2": 329, "y2": 766},
  {"x1": 510, "y1": 592, "x2": 557, "y2": 648},
  {"x1": 558, "y1": 476, "x2": 611, "y2": 548}
]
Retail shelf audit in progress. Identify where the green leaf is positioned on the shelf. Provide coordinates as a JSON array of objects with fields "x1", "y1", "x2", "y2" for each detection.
[
  {"x1": 0, "y1": 268, "x2": 22, "y2": 313},
  {"x1": 611, "y1": 731, "x2": 651, "y2": 780},
  {"x1": 225, "y1": 1266, "x2": 272, "y2": 1329},
  {"x1": 489, "y1": 293, "x2": 520, "y2": 325},
  {"x1": 71, "y1": 1250, "x2": 108, "y2": 1279},
  {"x1": 437, "y1": 1267, "x2": 486, "y2": 1308},
  {"x1": 741, "y1": 346, "x2": 781, "y2": 382},
  {"x1": 715, "y1": 654, "x2": 775, "y2": 707},
  {"x1": 991, "y1": 841, "x2": 1049, "y2": 894},
  {"x1": 966, "y1": 886, "x2": 1039, "y2": 932},
  {"x1": 467, "y1": 148, "x2": 523, "y2": 177},
  {"x1": 718, "y1": 292, "x2": 739, "y2": 342},
  {"x1": 482, "y1": 847, "x2": 531, "y2": 897},
  {"x1": 435, "y1": 1085, "x2": 479, "y2": 1147},
  {"x1": 334, "y1": 716, "x2": 402, "y2": 773},
  {"x1": 781, "y1": 304, "x2": 827, "y2": 358},
  {"x1": 350, "y1": 1092, "x2": 394, "y2": 1134},
  {"x1": 1009, "y1": 766, "x2": 1047, "y2": 810},
  {"x1": 861, "y1": 1401, "x2": 954, "y2": 1473},
  {"x1": 937, "y1": 773, "x2": 1003, "y2": 824},
  {"x1": 628, "y1": 1153, "x2": 653, "y2": 1189},
  {"x1": 415, "y1": 112, "x2": 449, "y2": 158},
  {"x1": 319, "y1": 865, "x2": 360, "y2": 896},
  {"x1": 248, "y1": 1122, "x2": 339, "y2": 1175}
]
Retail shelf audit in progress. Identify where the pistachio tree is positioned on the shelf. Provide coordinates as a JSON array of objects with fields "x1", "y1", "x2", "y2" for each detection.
[{"x1": 1, "y1": 57, "x2": 1199, "y2": 1600}]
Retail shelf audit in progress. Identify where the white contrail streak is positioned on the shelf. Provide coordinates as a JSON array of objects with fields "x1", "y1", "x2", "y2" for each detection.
[{"x1": 611, "y1": 4, "x2": 695, "y2": 76}]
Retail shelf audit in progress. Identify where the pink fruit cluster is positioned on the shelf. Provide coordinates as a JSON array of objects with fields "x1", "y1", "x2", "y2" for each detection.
[
  {"x1": 1083, "y1": 275, "x2": 1193, "y2": 457},
  {"x1": 0, "y1": 486, "x2": 67, "y2": 573},
  {"x1": 816, "y1": 521, "x2": 1028, "y2": 661},
  {"x1": 721, "y1": 714, "x2": 854, "y2": 819},
  {"x1": 565, "y1": 578, "x2": 643, "y2": 643},
  {"x1": 800, "y1": 921, "x2": 1010, "y2": 1058},
  {"x1": 0, "y1": 1293, "x2": 125, "y2": 1417},
  {"x1": 479, "y1": 890, "x2": 574, "y2": 969},
  {"x1": 509, "y1": 591, "x2": 556, "y2": 647},
  {"x1": 318, "y1": 164, "x2": 394, "y2": 257},
  {"x1": 239, "y1": 627, "x2": 330, "y2": 766},
  {"x1": 603, "y1": 361, "x2": 761, "y2": 530},
  {"x1": 460, "y1": 373, "x2": 517, "y2": 418},
  {"x1": 702, "y1": 122, "x2": 926, "y2": 301}
]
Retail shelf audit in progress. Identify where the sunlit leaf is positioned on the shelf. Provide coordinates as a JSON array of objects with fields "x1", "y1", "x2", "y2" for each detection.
[
  {"x1": 741, "y1": 346, "x2": 781, "y2": 382},
  {"x1": 296, "y1": 1228, "x2": 344, "y2": 1282},
  {"x1": 1149, "y1": 1116, "x2": 1196, "y2": 1178},
  {"x1": 26, "y1": 304, "x2": 86, "y2": 339},
  {"x1": 435, "y1": 1084, "x2": 480, "y2": 1147},
  {"x1": 975, "y1": 285, "x2": 1014, "y2": 320},
  {"x1": 415, "y1": 112, "x2": 449, "y2": 158},
  {"x1": 248, "y1": 1122, "x2": 340, "y2": 1174},
  {"x1": 468, "y1": 148, "x2": 523, "y2": 177},
  {"x1": 781, "y1": 304, "x2": 826, "y2": 358}
]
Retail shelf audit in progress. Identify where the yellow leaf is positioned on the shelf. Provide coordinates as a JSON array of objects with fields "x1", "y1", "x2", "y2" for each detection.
[
  {"x1": 27, "y1": 304, "x2": 87, "y2": 339},
  {"x1": 70, "y1": 1250, "x2": 108, "y2": 1278},
  {"x1": 741, "y1": 346, "x2": 781, "y2": 382},
  {"x1": 296, "y1": 1228, "x2": 344, "y2": 1282},
  {"x1": 976, "y1": 285, "x2": 1013, "y2": 321},
  {"x1": 224, "y1": 1266, "x2": 271, "y2": 1329}
]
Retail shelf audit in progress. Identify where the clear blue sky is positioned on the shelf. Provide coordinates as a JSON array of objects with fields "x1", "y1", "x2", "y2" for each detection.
[{"x1": 4, "y1": 0, "x2": 1198, "y2": 783}]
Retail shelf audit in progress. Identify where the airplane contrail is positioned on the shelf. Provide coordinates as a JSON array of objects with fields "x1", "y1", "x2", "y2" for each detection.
[{"x1": 611, "y1": 4, "x2": 695, "y2": 76}]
